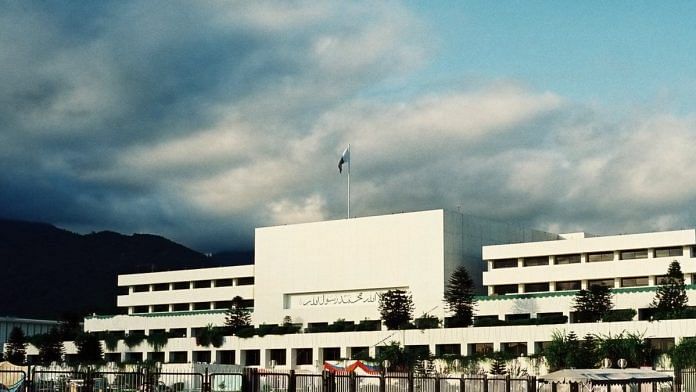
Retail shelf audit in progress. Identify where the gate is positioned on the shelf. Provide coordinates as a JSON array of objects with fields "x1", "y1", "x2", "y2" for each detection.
[{"x1": 677, "y1": 368, "x2": 696, "y2": 392}]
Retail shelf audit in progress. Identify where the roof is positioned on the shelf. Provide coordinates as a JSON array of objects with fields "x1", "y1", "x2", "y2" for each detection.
[{"x1": 539, "y1": 369, "x2": 672, "y2": 385}]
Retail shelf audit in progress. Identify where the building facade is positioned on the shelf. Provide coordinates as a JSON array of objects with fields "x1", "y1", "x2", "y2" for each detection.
[{"x1": 79, "y1": 211, "x2": 696, "y2": 370}]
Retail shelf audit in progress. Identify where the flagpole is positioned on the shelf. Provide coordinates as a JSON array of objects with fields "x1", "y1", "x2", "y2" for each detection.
[{"x1": 347, "y1": 144, "x2": 351, "y2": 219}]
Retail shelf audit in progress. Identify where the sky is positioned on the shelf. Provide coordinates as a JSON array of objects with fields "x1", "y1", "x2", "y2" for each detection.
[{"x1": 2, "y1": 1, "x2": 696, "y2": 252}]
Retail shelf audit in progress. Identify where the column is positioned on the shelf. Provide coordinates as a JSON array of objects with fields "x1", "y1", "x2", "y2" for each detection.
[
  {"x1": 614, "y1": 277, "x2": 621, "y2": 289},
  {"x1": 260, "y1": 349, "x2": 269, "y2": 369},
  {"x1": 340, "y1": 346, "x2": 348, "y2": 359},
  {"x1": 580, "y1": 253, "x2": 587, "y2": 263},
  {"x1": 549, "y1": 282, "x2": 556, "y2": 292}
]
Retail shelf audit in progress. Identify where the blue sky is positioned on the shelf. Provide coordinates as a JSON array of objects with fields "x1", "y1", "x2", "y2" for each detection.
[
  {"x1": 1, "y1": 2, "x2": 695, "y2": 251},
  {"x1": 400, "y1": 2, "x2": 696, "y2": 111}
]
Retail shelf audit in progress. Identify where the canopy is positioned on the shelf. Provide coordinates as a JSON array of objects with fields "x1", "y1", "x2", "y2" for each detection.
[
  {"x1": 539, "y1": 369, "x2": 672, "y2": 385},
  {"x1": 323, "y1": 360, "x2": 380, "y2": 375}
]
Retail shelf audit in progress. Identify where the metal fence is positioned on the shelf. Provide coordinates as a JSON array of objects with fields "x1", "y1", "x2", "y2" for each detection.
[{"x1": 24, "y1": 367, "x2": 690, "y2": 392}]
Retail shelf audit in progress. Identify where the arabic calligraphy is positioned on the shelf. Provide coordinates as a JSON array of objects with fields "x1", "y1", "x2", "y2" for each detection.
[{"x1": 300, "y1": 291, "x2": 380, "y2": 306}]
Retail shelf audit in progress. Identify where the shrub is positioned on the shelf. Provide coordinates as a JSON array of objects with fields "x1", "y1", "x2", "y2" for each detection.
[
  {"x1": 124, "y1": 333, "x2": 145, "y2": 348},
  {"x1": 103, "y1": 332, "x2": 120, "y2": 351},
  {"x1": 414, "y1": 314, "x2": 440, "y2": 329},
  {"x1": 602, "y1": 309, "x2": 637, "y2": 322},
  {"x1": 235, "y1": 327, "x2": 255, "y2": 339},
  {"x1": 536, "y1": 315, "x2": 568, "y2": 325}
]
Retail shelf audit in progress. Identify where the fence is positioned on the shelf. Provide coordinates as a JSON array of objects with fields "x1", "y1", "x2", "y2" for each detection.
[{"x1": 0, "y1": 368, "x2": 540, "y2": 392}]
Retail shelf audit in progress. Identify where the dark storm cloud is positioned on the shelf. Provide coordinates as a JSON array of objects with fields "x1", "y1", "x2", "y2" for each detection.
[{"x1": 2, "y1": 2, "x2": 696, "y2": 252}]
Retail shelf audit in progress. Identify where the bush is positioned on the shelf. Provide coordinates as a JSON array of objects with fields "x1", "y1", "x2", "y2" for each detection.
[
  {"x1": 473, "y1": 317, "x2": 505, "y2": 327},
  {"x1": 536, "y1": 315, "x2": 568, "y2": 325},
  {"x1": 670, "y1": 338, "x2": 696, "y2": 369},
  {"x1": 414, "y1": 314, "x2": 440, "y2": 329},
  {"x1": 103, "y1": 332, "x2": 120, "y2": 351},
  {"x1": 235, "y1": 327, "x2": 255, "y2": 338},
  {"x1": 256, "y1": 324, "x2": 275, "y2": 337},
  {"x1": 124, "y1": 333, "x2": 145, "y2": 348},
  {"x1": 355, "y1": 320, "x2": 381, "y2": 331},
  {"x1": 602, "y1": 309, "x2": 637, "y2": 322}
]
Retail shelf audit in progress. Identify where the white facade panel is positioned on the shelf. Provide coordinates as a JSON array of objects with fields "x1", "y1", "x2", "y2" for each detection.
[
  {"x1": 483, "y1": 229, "x2": 695, "y2": 260},
  {"x1": 253, "y1": 210, "x2": 448, "y2": 325}
]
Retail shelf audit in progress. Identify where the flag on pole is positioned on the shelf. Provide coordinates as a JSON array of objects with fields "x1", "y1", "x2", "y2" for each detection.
[{"x1": 338, "y1": 146, "x2": 350, "y2": 173}]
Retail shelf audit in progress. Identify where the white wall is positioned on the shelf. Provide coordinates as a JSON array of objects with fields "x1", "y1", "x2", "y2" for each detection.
[{"x1": 253, "y1": 210, "x2": 448, "y2": 325}]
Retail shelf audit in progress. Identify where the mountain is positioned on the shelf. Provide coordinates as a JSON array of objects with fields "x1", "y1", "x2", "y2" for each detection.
[{"x1": 0, "y1": 219, "x2": 250, "y2": 319}]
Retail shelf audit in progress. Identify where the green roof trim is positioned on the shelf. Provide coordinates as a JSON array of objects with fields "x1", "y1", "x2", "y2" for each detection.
[{"x1": 477, "y1": 284, "x2": 696, "y2": 301}]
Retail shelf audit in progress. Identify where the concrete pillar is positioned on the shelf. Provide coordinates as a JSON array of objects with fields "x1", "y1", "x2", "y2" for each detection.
[
  {"x1": 581, "y1": 280, "x2": 588, "y2": 290},
  {"x1": 518, "y1": 283, "x2": 525, "y2": 294},
  {"x1": 517, "y1": 258, "x2": 524, "y2": 268},
  {"x1": 368, "y1": 346, "x2": 377, "y2": 359},
  {"x1": 549, "y1": 281, "x2": 556, "y2": 292},
  {"x1": 340, "y1": 346, "x2": 348, "y2": 359},
  {"x1": 648, "y1": 276, "x2": 656, "y2": 286},
  {"x1": 290, "y1": 349, "x2": 298, "y2": 368},
  {"x1": 313, "y1": 347, "x2": 322, "y2": 369},
  {"x1": 260, "y1": 349, "x2": 269, "y2": 368},
  {"x1": 549, "y1": 255, "x2": 555, "y2": 265},
  {"x1": 614, "y1": 277, "x2": 621, "y2": 288},
  {"x1": 613, "y1": 250, "x2": 620, "y2": 261},
  {"x1": 488, "y1": 286, "x2": 495, "y2": 295},
  {"x1": 580, "y1": 253, "x2": 587, "y2": 263},
  {"x1": 647, "y1": 248, "x2": 654, "y2": 259}
]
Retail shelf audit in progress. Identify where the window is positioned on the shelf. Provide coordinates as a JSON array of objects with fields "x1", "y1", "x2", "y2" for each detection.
[
  {"x1": 148, "y1": 352, "x2": 165, "y2": 362},
  {"x1": 322, "y1": 348, "x2": 341, "y2": 361},
  {"x1": 588, "y1": 279, "x2": 614, "y2": 288},
  {"x1": 193, "y1": 280, "x2": 212, "y2": 289},
  {"x1": 556, "y1": 280, "x2": 581, "y2": 291},
  {"x1": 502, "y1": 342, "x2": 527, "y2": 356},
  {"x1": 555, "y1": 254, "x2": 580, "y2": 265},
  {"x1": 436, "y1": 344, "x2": 461, "y2": 357},
  {"x1": 193, "y1": 302, "x2": 211, "y2": 310},
  {"x1": 133, "y1": 285, "x2": 149, "y2": 292},
  {"x1": 523, "y1": 256, "x2": 549, "y2": 267},
  {"x1": 215, "y1": 301, "x2": 232, "y2": 309},
  {"x1": 493, "y1": 284, "x2": 518, "y2": 295},
  {"x1": 193, "y1": 351, "x2": 211, "y2": 363},
  {"x1": 655, "y1": 275, "x2": 670, "y2": 285},
  {"x1": 218, "y1": 350, "x2": 235, "y2": 365},
  {"x1": 350, "y1": 347, "x2": 369, "y2": 360},
  {"x1": 215, "y1": 279, "x2": 233, "y2": 287},
  {"x1": 152, "y1": 283, "x2": 169, "y2": 291},
  {"x1": 588, "y1": 252, "x2": 614, "y2": 262},
  {"x1": 296, "y1": 348, "x2": 313, "y2": 365},
  {"x1": 171, "y1": 303, "x2": 189, "y2": 311},
  {"x1": 237, "y1": 277, "x2": 255, "y2": 286},
  {"x1": 524, "y1": 282, "x2": 550, "y2": 293},
  {"x1": 620, "y1": 249, "x2": 648, "y2": 260},
  {"x1": 492, "y1": 259, "x2": 517, "y2": 269},
  {"x1": 243, "y1": 350, "x2": 260, "y2": 366},
  {"x1": 152, "y1": 304, "x2": 169, "y2": 312},
  {"x1": 621, "y1": 277, "x2": 649, "y2": 287},
  {"x1": 169, "y1": 351, "x2": 187, "y2": 363},
  {"x1": 469, "y1": 343, "x2": 493, "y2": 355},
  {"x1": 241, "y1": 299, "x2": 254, "y2": 308},
  {"x1": 168, "y1": 328, "x2": 187, "y2": 338},
  {"x1": 132, "y1": 306, "x2": 149, "y2": 314},
  {"x1": 173, "y1": 281, "x2": 190, "y2": 290},
  {"x1": 149, "y1": 329, "x2": 165, "y2": 335},
  {"x1": 270, "y1": 349, "x2": 287, "y2": 365},
  {"x1": 654, "y1": 247, "x2": 683, "y2": 258}
]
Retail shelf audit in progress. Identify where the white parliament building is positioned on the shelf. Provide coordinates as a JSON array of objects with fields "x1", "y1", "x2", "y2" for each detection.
[{"x1": 67, "y1": 209, "x2": 696, "y2": 369}]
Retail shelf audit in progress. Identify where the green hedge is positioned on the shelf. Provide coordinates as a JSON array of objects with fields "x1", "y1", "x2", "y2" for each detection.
[{"x1": 602, "y1": 309, "x2": 637, "y2": 322}]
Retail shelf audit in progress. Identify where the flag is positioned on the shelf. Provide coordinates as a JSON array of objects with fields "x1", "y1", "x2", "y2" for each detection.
[{"x1": 338, "y1": 146, "x2": 350, "y2": 173}]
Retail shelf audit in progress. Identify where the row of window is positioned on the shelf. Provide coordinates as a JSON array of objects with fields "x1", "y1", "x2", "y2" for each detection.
[
  {"x1": 129, "y1": 277, "x2": 254, "y2": 293},
  {"x1": 37, "y1": 337, "x2": 677, "y2": 366},
  {"x1": 491, "y1": 246, "x2": 692, "y2": 270},
  {"x1": 492, "y1": 275, "x2": 682, "y2": 295},
  {"x1": 130, "y1": 299, "x2": 254, "y2": 314}
]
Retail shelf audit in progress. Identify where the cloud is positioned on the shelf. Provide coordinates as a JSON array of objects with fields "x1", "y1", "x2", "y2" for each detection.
[{"x1": 1, "y1": 2, "x2": 696, "y2": 252}]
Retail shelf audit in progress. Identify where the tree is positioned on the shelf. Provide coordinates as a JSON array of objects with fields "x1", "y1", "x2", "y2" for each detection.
[
  {"x1": 444, "y1": 266, "x2": 477, "y2": 327},
  {"x1": 573, "y1": 284, "x2": 613, "y2": 322},
  {"x1": 651, "y1": 261, "x2": 688, "y2": 319},
  {"x1": 35, "y1": 327, "x2": 64, "y2": 365},
  {"x1": 225, "y1": 296, "x2": 252, "y2": 335},
  {"x1": 376, "y1": 341, "x2": 415, "y2": 371},
  {"x1": 74, "y1": 332, "x2": 103, "y2": 364},
  {"x1": 5, "y1": 327, "x2": 27, "y2": 365},
  {"x1": 378, "y1": 289, "x2": 414, "y2": 330},
  {"x1": 489, "y1": 355, "x2": 507, "y2": 375}
]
